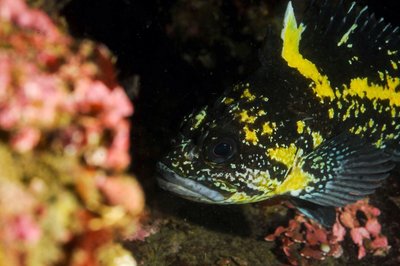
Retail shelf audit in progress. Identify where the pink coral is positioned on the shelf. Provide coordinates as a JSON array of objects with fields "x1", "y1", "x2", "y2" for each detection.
[
  {"x1": 0, "y1": 0, "x2": 143, "y2": 265},
  {"x1": 97, "y1": 175, "x2": 145, "y2": 216},
  {"x1": 339, "y1": 199, "x2": 390, "y2": 259},
  {"x1": 10, "y1": 127, "x2": 40, "y2": 152},
  {"x1": 266, "y1": 199, "x2": 390, "y2": 264},
  {"x1": 0, "y1": 0, "x2": 133, "y2": 171},
  {"x1": 0, "y1": 0, "x2": 62, "y2": 40},
  {"x1": 9, "y1": 215, "x2": 41, "y2": 244}
]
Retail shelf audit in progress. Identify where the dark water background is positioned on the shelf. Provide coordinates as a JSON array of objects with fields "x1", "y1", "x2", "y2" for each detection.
[{"x1": 61, "y1": 1, "x2": 400, "y2": 265}]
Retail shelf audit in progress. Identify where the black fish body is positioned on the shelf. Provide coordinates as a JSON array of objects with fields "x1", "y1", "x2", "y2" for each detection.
[{"x1": 157, "y1": 1, "x2": 400, "y2": 227}]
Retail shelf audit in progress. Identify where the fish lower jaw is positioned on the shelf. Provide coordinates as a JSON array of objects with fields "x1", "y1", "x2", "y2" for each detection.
[{"x1": 156, "y1": 162, "x2": 226, "y2": 203}]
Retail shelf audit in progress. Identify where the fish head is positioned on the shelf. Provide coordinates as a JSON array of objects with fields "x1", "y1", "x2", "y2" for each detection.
[{"x1": 157, "y1": 85, "x2": 292, "y2": 204}]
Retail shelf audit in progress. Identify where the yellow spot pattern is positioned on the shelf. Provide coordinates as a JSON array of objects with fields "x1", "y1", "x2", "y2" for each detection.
[
  {"x1": 360, "y1": 104, "x2": 366, "y2": 113},
  {"x1": 228, "y1": 192, "x2": 253, "y2": 203},
  {"x1": 311, "y1": 131, "x2": 324, "y2": 148},
  {"x1": 274, "y1": 166, "x2": 311, "y2": 195},
  {"x1": 378, "y1": 71, "x2": 385, "y2": 81},
  {"x1": 256, "y1": 173, "x2": 278, "y2": 191},
  {"x1": 369, "y1": 119, "x2": 374, "y2": 128},
  {"x1": 267, "y1": 143, "x2": 298, "y2": 167},
  {"x1": 262, "y1": 122, "x2": 275, "y2": 135},
  {"x1": 391, "y1": 60, "x2": 398, "y2": 70},
  {"x1": 241, "y1": 88, "x2": 256, "y2": 102},
  {"x1": 258, "y1": 110, "x2": 266, "y2": 116},
  {"x1": 224, "y1": 97, "x2": 234, "y2": 105},
  {"x1": 193, "y1": 109, "x2": 207, "y2": 129},
  {"x1": 243, "y1": 126, "x2": 258, "y2": 145},
  {"x1": 350, "y1": 125, "x2": 367, "y2": 135},
  {"x1": 328, "y1": 108, "x2": 335, "y2": 119},
  {"x1": 239, "y1": 110, "x2": 257, "y2": 124},
  {"x1": 375, "y1": 138, "x2": 384, "y2": 148},
  {"x1": 296, "y1": 120, "x2": 305, "y2": 134}
]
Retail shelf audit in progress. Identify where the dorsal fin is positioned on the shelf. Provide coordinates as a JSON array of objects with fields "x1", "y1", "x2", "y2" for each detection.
[{"x1": 290, "y1": 0, "x2": 400, "y2": 87}]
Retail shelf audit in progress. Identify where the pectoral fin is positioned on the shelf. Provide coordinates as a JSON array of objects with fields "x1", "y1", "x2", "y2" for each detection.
[
  {"x1": 296, "y1": 133, "x2": 394, "y2": 207},
  {"x1": 290, "y1": 198, "x2": 336, "y2": 228}
]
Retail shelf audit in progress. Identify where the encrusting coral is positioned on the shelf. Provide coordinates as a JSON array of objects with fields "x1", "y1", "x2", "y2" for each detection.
[
  {"x1": 265, "y1": 199, "x2": 390, "y2": 265},
  {"x1": 0, "y1": 0, "x2": 144, "y2": 265}
]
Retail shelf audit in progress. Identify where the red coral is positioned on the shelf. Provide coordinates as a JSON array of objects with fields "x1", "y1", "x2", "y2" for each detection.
[
  {"x1": 266, "y1": 199, "x2": 390, "y2": 265},
  {"x1": 266, "y1": 213, "x2": 343, "y2": 264}
]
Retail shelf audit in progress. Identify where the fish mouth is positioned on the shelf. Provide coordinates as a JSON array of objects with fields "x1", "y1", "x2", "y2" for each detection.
[{"x1": 156, "y1": 162, "x2": 226, "y2": 203}]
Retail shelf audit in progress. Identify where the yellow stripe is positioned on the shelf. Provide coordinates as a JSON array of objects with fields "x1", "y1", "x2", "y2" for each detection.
[
  {"x1": 281, "y1": 2, "x2": 335, "y2": 101},
  {"x1": 343, "y1": 76, "x2": 400, "y2": 107},
  {"x1": 281, "y1": 2, "x2": 400, "y2": 114}
]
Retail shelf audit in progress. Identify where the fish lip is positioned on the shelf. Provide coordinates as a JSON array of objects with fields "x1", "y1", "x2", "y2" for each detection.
[{"x1": 156, "y1": 162, "x2": 225, "y2": 203}]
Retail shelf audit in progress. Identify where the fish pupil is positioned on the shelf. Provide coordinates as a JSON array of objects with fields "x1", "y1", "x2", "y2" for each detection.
[{"x1": 213, "y1": 142, "x2": 233, "y2": 157}]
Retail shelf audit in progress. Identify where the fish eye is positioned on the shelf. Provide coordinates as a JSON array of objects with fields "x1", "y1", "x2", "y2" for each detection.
[
  {"x1": 205, "y1": 137, "x2": 237, "y2": 164},
  {"x1": 214, "y1": 142, "x2": 232, "y2": 157}
]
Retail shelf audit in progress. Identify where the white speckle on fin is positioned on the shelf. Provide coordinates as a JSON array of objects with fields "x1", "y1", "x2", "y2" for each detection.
[
  {"x1": 282, "y1": 1, "x2": 294, "y2": 35},
  {"x1": 281, "y1": 1, "x2": 306, "y2": 45},
  {"x1": 347, "y1": 2, "x2": 356, "y2": 14},
  {"x1": 282, "y1": 2, "x2": 295, "y2": 39},
  {"x1": 290, "y1": 189, "x2": 301, "y2": 197},
  {"x1": 337, "y1": 24, "x2": 358, "y2": 47}
]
